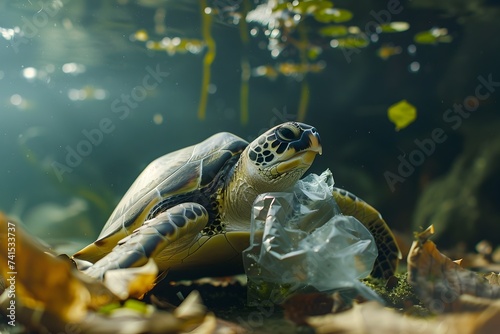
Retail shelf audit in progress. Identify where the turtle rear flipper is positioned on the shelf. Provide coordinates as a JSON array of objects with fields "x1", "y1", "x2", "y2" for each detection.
[
  {"x1": 83, "y1": 203, "x2": 208, "y2": 280},
  {"x1": 333, "y1": 187, "x2": 401, "y2": 279}
]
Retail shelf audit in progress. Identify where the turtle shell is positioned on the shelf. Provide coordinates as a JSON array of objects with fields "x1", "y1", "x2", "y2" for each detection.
[{"x1": 75, "y1": 132, "x2": 248, "y2": 262}]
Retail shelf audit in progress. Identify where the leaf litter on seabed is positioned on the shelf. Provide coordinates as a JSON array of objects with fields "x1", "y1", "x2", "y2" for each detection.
[
  {"x1": 305, "y1": 225, "x2": 500, "y2": 333},
  {"x1": 0, "y1": 212, "x2": 244, "y2": 333}
]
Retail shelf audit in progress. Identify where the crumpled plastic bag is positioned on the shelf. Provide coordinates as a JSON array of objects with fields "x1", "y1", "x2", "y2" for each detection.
[{"x1": 242, "y1": 169, "x2": 382, "y2": 305}]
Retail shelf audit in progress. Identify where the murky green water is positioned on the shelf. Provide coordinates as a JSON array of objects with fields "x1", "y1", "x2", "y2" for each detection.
[{"x1": 1, "y1": 0, "x2": 499, "y2": 256}]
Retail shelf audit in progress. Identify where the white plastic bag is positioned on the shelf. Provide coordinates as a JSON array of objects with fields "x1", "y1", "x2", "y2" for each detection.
[{"x1": 243, "y1": 169, "x2": 382, "y2": 304}]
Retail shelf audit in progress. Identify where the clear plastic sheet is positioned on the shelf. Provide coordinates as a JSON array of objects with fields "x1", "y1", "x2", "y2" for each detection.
[{"x1": 243, "y1": 169, "x2": 382, "y2": 305}]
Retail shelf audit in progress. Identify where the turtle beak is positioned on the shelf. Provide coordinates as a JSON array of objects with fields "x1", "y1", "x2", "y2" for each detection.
[
  {"x1": 299, "y1": 128, "x2": 322, "y2": 167},
  {"x1": 308, "y1": 129, "x2": 322, "y2": 155},
  {"x1": 275, "y1": 129, "x2": 322, "y2": 174}
]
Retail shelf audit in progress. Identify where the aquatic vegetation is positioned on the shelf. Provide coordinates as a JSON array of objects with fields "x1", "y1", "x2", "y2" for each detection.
[
  {"x1": 330, "y1": 35, "x2": 370, "y2": 49},
  {"x1": 414, "y1": 27, "x2": 453, "y2": 44},
  {"x1": 198, "y1": 2, "x2": 216, "y2": 121},
  {"x1": 387, "y1": 99, "x2": 417, "y2": 131},
  {"x1": 238, "y1": 0, "x2": 252, "y2": 125},
  {"x1": 130, "y1": 29, "x2": 205, "y2": 55},
  {"x1": 318, "y1": 25, "x2": 349, "y2": 37},
  {"x1": 297, "y1": 80, "x2": 310, "y2": 122},
  {"x1": 128, "y1": 1, "x2": 453, "y2": 124},
  {"x1": 379, "y1": 21, "x2": 410, "y2": 33},
  {"x1": 253, "y1": 61, "x2": 325, "y2": 79},
  {"x1": 145, "y1": 37, "x2": 205, "y2": 55},
  {"x1": 314, "y1": 8, "x2": 352, "y2": 23}
]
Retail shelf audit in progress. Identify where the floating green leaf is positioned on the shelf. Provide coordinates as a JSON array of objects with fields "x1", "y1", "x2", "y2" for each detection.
[
  {"x1": 414, "y1": 31, "x2": 438, "y2": 44},
  {"x1": 319, "y1": 25, "x2": 348, "y2": 37},
  {"x1": 379, "y1": 21, "x2": 410, "y2": 33},
  {"x1": 333, "y1": 35, "x2": 369, "y2": 49},
  {"x1": 294, "y1": 0, "x2": 333, "y2": 15},
  {"x1": 273, "y1": 2, "x2": 292, "y2": 12},
  {"x1": 414, "y1": 28, "x2": 452, "y2": 44},
  {"x1": 307, "y1": 46, "x2": 323, "y2": 60},
  {"x1": 314, "y1": 8, "x2": 353, "y2": 23}
]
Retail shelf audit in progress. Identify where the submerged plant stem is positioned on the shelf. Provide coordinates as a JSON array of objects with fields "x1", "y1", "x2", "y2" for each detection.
[
  {"x1": 240, "y1": 59, "x2": 250, "y2": 125},
  {"x1": 239, "y1": 0, "x2": 251, "y2": 125},
  {"x1": 297, "y1": 80, "x2": 310, "y2": 122},
  {"x1": 297, "y1": 25, "x2": 310, "y2": 122},
  {"x1": 197, "y1": 0, "x2": 216, "y2": 121}
]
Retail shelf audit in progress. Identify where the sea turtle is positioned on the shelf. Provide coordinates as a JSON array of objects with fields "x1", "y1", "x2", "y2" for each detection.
[{"x1": 73, "y1": 122, "x2": 400, "y2": 281}]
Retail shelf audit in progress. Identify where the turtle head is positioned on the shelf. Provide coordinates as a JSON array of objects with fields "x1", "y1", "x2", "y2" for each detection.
[{"x1": 243, "y1": 122, "x2": 322, "y2": 191}]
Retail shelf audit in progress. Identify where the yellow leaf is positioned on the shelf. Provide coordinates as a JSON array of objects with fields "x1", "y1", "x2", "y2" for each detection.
[{"x1": 387, "y1": 99, "x2": 417, "y2": 131}]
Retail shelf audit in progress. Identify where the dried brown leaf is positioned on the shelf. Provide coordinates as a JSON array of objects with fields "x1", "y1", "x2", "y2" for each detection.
[
  {"x1": 75, "y1": 291, "x2": 208, "y2": 334},
  {"x1": 174, "y1": 290, "x2": 207, "y2": 322},
  {"x1": 103, "y1": 258, "x2": 158, "y2": 299},
  {"x1": 407, "y1": 225, "x2": 500, "y2": 313},
  {"x1": 307, "y1": 301, "x2": 500, "y2": 334},
  {"x1": 0, "y1": 212, "x2": 224, "y2": 334},
  {"x1": 0, "y1": 213, "x2": 117, "y2": 324},
  {"x1": 485, "y1": 272, "x2": 500, "y2": 286}
]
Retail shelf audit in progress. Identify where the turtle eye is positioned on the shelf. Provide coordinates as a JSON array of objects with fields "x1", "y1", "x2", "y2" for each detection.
[{"x1": 276, "y1": 124, "x2": 300, "y2": 142}]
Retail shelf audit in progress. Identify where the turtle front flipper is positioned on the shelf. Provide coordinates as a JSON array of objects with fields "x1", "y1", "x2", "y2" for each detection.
[
  {"x1": 83, "y1": 203, "x2": 208, "y2": 280},
  {"x1": 332, "y1": 187, "x2": 401, "y2": 279}
]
